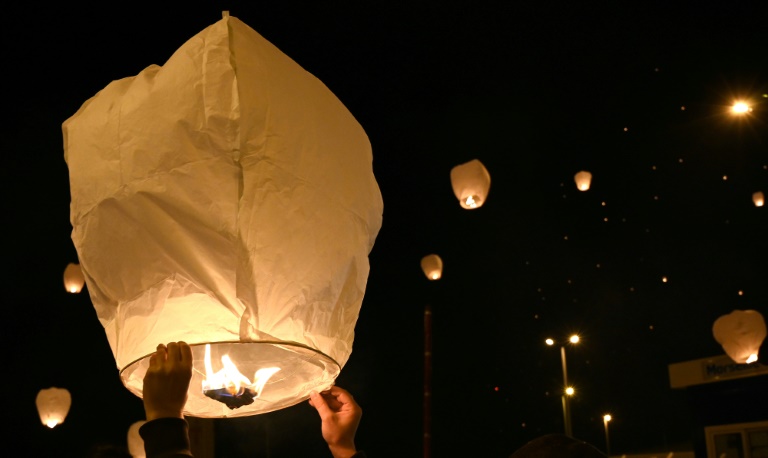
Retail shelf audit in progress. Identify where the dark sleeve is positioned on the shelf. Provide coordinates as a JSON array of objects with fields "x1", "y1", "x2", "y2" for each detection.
[
  {"x1": 352, "y1": 452, "x2": 368, "y2": 458},
  {"x1": 139, "y1": 417, "x2": 194, "y2": 458}
]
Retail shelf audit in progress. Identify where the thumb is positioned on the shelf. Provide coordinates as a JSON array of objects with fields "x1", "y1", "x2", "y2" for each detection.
[{"x1": 309, "y1": 391, "x2": 332, "y2": 419}]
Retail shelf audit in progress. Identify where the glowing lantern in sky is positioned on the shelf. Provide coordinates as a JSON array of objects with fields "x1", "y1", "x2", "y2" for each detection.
[
  {"x1": 753, "y1": 191, "x2": 765, "y2": 207},
  {"x1": 63, "y1": 262, "x2": 85, "y2": 293},
  {"x1": 36, "y1": 387, "x2": 71, "y2": 428},
  {"x1": 450, "y1": 159, "x2": 491, "y2": 209},
  {"x1": 712, "y1": 310, "x2": 766, "y2": 364},
  {"x1": 127, "y1": 421, "x2": 146, "y2": 458},
  {"x1": 421, "y1": 254, "x2": 443, "y2": 280},
  {"x1": 62, "y1": 12, "x2": 383, "y2": 417},
  {"x1": 574, "y1": 171, "x2": 592, "y2": 191}
]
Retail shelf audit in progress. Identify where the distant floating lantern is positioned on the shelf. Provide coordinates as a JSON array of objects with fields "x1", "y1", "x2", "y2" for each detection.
[
  {"x1": 421, "y1": 254, "x2": 443, "y2": 280},
  {"x1": 127, "y1": 421, "x2": 146, "y2": 458},
  {"x1": 62, "y1": 13, "x2": 382, "y2": 417},
  {"x1": 450, "y1": 159, "x2": 490, "y2": 209},
  {"x1": 574, "y1": 171, "x2": 592, "y2": 191},
  {"x1": 753, "y1": 191, "x2": 765, "y2": 207},
  {"x1": 36, "y1": 387, "x2": 71, "y2": 428},
  {"x1": 712, "y1": 310, "x2": 766, "y2": 364},
  {"x1": 63, "y1": 262, "x2": 85, "y2": 294}
]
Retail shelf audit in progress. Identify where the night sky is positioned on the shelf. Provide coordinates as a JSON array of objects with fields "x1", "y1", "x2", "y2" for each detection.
[{"x1": 5, "y1": 2, "x2": 767, "y2": 457}]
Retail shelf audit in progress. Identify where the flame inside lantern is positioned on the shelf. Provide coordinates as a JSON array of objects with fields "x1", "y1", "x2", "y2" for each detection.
[
  {"x1": 202, "y1": 344, "x2": 280, "y2": 409},
  {"x1": 122, "y1": 342, "x2": 339, "y2": 418}
]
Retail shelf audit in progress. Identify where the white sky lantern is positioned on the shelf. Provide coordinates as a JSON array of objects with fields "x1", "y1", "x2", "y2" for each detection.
[
  {"x1": 574, "y1": 171, "x2": 592, "y2": 191},
  {"x1": 712, "y1": 310, "x2": 767, "y2": 364},
  {"x1": 63, "y1": 262, "x2": 85, "y2": 294},
  {"x1": 753, "y1": 191, "x2": 765, "y2": 207},
  {"x1": 421, "y1": 254, "x2": 443, "y2": 280},
  {"x1": 36, "y1": 387, "x2": 71, "y2": 428},
  {"x1": 127, "y1": 420, "x2": 146, "y2": 458},
  {"x1": 450, "y1": 159, "x2": 491, "y2": 209},
  {"x1": 62, "y1": 13, "x2": 383, "y2": 418}
]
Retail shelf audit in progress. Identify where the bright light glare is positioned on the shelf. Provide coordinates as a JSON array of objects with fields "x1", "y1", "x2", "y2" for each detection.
[
  {"x1": 746, "y1": 353, "x2": 758, "y2": 364},
  {"x1": 569, "y1": 335, "x2": 580, "y2": 344},
  {"x1": 731, "y1": 101, "x2": 751, "y2": 114},
  {"x1": 603, "y1": 414, "x2": 612, "y2": 422},
  {"x1": 545, "y1": 338, "x2": 555, "y2": 346},
  {"x1": 565, "y1": 387, "x2": 575, "y2": 396},
  {"x1": 465, "y1": 195, "x2": 478, "y2": 208},
  {"x1": 46, "y1": 420, "x2": 59, "y2": 428}
]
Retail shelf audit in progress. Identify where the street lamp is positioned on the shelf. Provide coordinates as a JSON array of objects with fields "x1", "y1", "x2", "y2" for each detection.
[
  {"x1": 546, "y1": 334, "x2": 579, "y2": 437},
  {"x1": 731, "y1": 101, "x2": 752, "y2": 115},
  {"x1": 421, "y1": 254, "x2": 443, "y2": 458},
  {"x1": 603, "y1": 414, "x2": 612, "y2": 456}
]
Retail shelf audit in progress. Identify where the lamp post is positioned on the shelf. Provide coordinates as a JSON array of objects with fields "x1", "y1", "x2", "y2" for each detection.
[
  {"x1": 731, "y1": 100, "x2": 752, "y2": 115},
  {"x1": 546, "y1": 334, "x2": 579, "y2": 437},
  {"x1": 420, "y1": 254, "x2": 443, "y2": 458},
  {"x1": 603, "y1": 414, "x2": 612, "y2": 456}
]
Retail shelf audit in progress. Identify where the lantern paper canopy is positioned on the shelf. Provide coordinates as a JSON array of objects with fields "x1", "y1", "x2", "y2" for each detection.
[
  {"x1": 754, "y1": 191, "x2": 765, "y2": 207},
  {"x1": 450, "y1": 159, "x2": 491, "y2": 209},
  {"x1": 127, "y1": 421, "x2": 146, "y2": 458},
  {"x1": 574, "y1": 171, "x2": 592, "y2": 191},
  {"x1": 712, "y1": 310, "x2": 767, "y2": 364},
  {"x1": 421, "y1": 254, "x2": 443, "y2": 280},
  {"x1": 36, "y1": 387, "x2": 71, "y2": 428},
  {"x1": 62, "y1": 13, "x2": 383, "y2": 418},
  {"x1": 63, "y1": 262, "x2": 85, "y2": 293}
]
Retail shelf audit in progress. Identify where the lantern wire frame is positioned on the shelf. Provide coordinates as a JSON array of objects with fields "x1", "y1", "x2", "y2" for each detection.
[{"x1": 121, "y1": 341, "x2": 340, "y2": 418}]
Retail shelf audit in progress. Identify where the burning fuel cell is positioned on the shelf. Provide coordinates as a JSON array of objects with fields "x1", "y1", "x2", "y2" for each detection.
[
  {"x1": 64, "y1": 11, "x2": 382, "y2": 418},
  {"x1": 202, "y1": 344, "x2": 281, "y2": 409}
]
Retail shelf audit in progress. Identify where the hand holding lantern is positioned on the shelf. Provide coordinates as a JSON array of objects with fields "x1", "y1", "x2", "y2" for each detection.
[
  {"x1": 309, "y1": 386, "x2": 363, "y2": 458},
  {"x1": 143, "y1": 342, "x2": 193, "y2": 421}
]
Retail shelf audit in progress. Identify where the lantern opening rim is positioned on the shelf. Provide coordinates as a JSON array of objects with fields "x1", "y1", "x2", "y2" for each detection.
[
  {"x1": 119, "y1": 340, "x2": 342, "y2": 418},
  {"x1": 118, "y1": 339, "x2": 341, "y2": 374}
]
